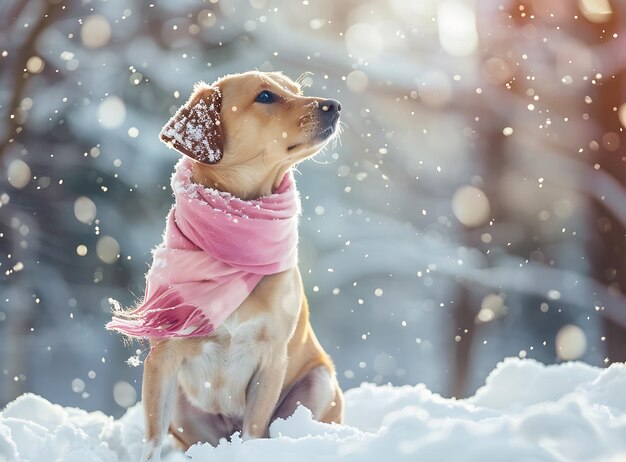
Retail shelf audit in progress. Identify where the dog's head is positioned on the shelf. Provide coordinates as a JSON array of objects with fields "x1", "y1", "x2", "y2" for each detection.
[{"x1": 160, "y1": 71, "x2": 341, "y2": 172}]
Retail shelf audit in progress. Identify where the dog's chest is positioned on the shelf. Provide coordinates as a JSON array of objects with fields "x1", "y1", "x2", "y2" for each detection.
[
  {"x1": 176, "y1": 314, "x2": 268, "y2": 416},
  {"x1": 176, "y1": 270, "x2": 301, "y2": 417}
]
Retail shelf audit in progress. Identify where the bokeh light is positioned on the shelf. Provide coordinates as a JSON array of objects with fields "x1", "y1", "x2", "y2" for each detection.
[
  {"x1": 476, "y1": 294, "x2": 507, "y2": 324},
  {"x1": 98, "y1": 96, "x2": 126, "y2": 129},
  {"x1": 113, "y1": 381, "x2": 137, "y2": 408},
  {"x1": 96, "y1": 236, "x2": 120, "y2": 264},
  {"x1": 556, "y1": 325, "x2": 588, "y2": 361},
  {"x1": 7, "y1": 159, "x2": 31, "y2": 189},
  {"x1": 346, "y1": 70, "x2": 369, "y2": 94},
  {"x1": 74, "y1": 196, "x2": 97, "y2": 224},
  {"x1": 26, "y1": 56, "x2": 45, "y2": 74},
  {"x1": 452, "y1": 186, "x2": 490, "y2": 227},
  {"x1": 81, "y1": 14, "x2": 111, "y2": 48}
]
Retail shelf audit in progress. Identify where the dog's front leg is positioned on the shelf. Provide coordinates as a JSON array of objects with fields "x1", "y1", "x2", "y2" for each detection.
[
  {"x1": 140, "y1": 340, "x2": 181, "y2": 462},
  {"x1": 242, "y1": 350, "x2": 288, "y2": 440}
]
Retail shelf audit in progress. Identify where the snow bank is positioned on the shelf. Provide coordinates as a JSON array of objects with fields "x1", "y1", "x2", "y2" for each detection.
[{"x1": 2, "y1": 358, "x2": 626, "y2": 462}]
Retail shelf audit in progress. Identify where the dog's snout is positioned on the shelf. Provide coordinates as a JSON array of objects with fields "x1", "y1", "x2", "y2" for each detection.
[
  {"x1": 318, "y1": 99, "x2": 342, "y2": 115},
  {"x1": 313, "y1": 98, "x2": 342, "y2": 142}
]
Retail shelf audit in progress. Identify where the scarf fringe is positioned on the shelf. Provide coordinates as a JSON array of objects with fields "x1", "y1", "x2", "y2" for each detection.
[{"x1": 106, "y1": 287, "x2": 214, "y2": 339}]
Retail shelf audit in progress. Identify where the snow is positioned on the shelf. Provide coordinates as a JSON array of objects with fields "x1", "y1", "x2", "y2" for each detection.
[
  {"x1": 2, "y1": 357, "x2": 626, "y2": 462},
  {"x1": 160, "y1": 90, "x2": 222, "y2": 164}
]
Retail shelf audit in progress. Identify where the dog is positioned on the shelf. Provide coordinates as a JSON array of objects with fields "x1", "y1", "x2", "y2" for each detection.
[{"x1": 106, "y1": 71, "x2": 343, "y2": 462}]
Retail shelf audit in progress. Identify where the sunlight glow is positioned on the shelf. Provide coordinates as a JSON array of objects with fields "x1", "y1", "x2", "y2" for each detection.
[
  {"x1": 618, "y1": 103, "x2": 626, "y2": 129},
  {"x1": 437, "y1": 0, "x2": 478, "y2": 57},
  {"x1": 578, "y1": 0, "x2": 613, "y2": 23},
  {"x1": 345, "y1": 23, "x2": 384, "y2": 59},
  {"x1": 418, "y1": 70, "x2": 452, "y2": 108}
]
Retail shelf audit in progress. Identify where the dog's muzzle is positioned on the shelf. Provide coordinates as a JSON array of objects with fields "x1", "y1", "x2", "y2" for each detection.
[{"x1": 315, "y1": 99, "x2": 341, "y2": 141}]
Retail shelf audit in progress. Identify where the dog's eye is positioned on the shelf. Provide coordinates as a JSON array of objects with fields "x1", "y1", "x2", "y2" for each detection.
[{"x1": 255, "y1": 90, "x2": 276, "y2": 104}]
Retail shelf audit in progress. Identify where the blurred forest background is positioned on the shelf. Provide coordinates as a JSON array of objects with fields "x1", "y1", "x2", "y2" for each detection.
[{"x1": 1, "y1": 0, "x2": 625, "y2": 416}]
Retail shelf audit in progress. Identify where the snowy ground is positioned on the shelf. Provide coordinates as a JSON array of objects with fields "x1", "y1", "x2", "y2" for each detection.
[{"x1": 2, "y1": 357, "x2": 626, "y2": 462}]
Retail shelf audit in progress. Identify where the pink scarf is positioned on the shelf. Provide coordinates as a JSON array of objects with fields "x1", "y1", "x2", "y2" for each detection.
[{"x1": 106, "y1": 157, "x2": 300, "y2": 338}]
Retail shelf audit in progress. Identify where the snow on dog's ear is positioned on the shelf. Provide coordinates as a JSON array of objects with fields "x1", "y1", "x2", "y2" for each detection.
[{"x1": 160, "y1": 82, "x2": 223, "y2": 164}]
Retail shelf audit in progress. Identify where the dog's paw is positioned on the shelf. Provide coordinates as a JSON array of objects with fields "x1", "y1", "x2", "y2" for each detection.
[{"x1": 140, "y1": 441, "x2": 161, "y2": 462}]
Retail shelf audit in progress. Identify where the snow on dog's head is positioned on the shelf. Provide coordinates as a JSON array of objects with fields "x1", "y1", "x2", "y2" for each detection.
[{"x1": 160, "y1": 83, "x2": 224, "y2": 165}]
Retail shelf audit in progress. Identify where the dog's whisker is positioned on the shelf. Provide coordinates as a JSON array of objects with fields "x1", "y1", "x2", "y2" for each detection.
[
  {"x1": 295, "y1": 71, "x2": 314, "y2": 87},
  {"x1": 311, "y1": 155, "x2": 337, "y2": 165},
  {"x1": 334, "y1": 126, "x2": 344, "y2": 148}
]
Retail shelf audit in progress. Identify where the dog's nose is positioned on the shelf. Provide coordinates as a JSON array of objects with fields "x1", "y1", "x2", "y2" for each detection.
[{"x1": 319, "y1": 99, "x2": 342, "y2": 114}]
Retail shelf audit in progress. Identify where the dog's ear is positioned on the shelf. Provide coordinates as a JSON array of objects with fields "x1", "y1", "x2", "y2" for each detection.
[{"x1": 160, "y1": 83, "x2": 223, "y2": 164}]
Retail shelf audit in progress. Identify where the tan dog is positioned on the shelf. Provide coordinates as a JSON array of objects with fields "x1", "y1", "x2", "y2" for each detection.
[{"x1": 139, "y1": 71, "x2": 343, "y2": 462}]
